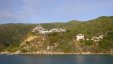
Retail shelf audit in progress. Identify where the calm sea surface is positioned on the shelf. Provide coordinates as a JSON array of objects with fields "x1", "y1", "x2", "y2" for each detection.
[{"x1": 0, "y1": 54, "x2": 113, "y2": 64}]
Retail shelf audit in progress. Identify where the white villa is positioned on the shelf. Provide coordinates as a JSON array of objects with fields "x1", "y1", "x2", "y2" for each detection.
[
  {"x1": 76, "y1": 34, "x2": 85, "y2": 41},
  {"x1": 32, "y1": 25, "x2": 66, "y2": 34},
  {"x1": 39, "y1": 30, "x2": 52, "y2": 34},
  {"x1": 50, "y1": 28, "x2": 66, "y2": 32}
]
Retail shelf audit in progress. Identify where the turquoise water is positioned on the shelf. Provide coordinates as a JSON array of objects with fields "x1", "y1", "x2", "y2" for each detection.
[{"x1": 0, "y1": 54, "x2": 113, "y2": 64}]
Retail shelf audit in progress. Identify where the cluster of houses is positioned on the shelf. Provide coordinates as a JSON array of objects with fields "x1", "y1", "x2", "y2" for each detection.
[
  {"x1": 76, "y1": 33, "x2": 104, "y2": 42},
  {"x1": 32, "y1": 25, "x2": 66, "y2": 34}
]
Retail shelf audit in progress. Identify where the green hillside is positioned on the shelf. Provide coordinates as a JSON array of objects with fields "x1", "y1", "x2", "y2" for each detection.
[
  {"x1": 75, "y1": 16, "x2": 113, "y2": 35},
  {"x1": 0, "y1": 24, "x2": 36, "y2": 51}
]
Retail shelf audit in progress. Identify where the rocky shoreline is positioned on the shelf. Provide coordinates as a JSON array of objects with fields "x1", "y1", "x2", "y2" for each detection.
[{"x1": 0, "y1": 51, "x2": 111, "y2": 55}]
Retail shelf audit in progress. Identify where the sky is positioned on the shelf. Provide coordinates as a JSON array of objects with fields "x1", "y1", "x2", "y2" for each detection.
[{"x1": 0, "y1": 0, "x2": 113, "y2": 24}]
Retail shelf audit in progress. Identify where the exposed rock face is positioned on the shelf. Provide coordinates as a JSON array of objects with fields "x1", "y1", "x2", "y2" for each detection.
[
  {"x1": 14, "y1": 50, "x2": 21, "y2": 54},
  {"x1": 20, "y1": 35, "x2": 47, "y2": 53},
  {"x1": 20, "y1": 36, "x2": 38, "y2": 46}
]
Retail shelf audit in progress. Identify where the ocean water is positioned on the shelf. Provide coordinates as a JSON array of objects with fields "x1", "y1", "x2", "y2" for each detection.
[{"x1": 0, "y1": 54, "x2": 113, "y2": 64}]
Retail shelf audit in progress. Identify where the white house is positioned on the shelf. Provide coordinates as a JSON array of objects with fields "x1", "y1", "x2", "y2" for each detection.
[
  {"x1": 76, "y1": 34, "x2": 85, "y2": 41},
  {"x1": 39, "y1": 30, "x2": 52, "y2": 34},
  {"x1": 32, "y1": 25, "x2": 66, "y2": 34},
  {"x1": 59, "y1": 28, "x2": 66, "y2": 32},
  {"x1": 50, "y1": 28, "x2": 66, "y2": 32},
  {"x1": 40, "y1": 28, "x2": 66, "y2": 34}
]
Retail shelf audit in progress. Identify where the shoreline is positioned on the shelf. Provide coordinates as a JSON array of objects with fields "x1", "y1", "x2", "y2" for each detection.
[{"x1": 0, "y1": 52, "x2": 112, "y2": 55}]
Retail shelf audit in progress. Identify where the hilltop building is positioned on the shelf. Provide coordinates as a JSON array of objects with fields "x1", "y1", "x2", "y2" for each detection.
[
  {"x1": 32, "y1": 25, "x2": 66, "y2": 34},
  {"x1": 32, "y1": 25, "x2": 47, "y2": 32},
  {"x1": 49, "y1": 28, "x2": 66, "y2": 32}
]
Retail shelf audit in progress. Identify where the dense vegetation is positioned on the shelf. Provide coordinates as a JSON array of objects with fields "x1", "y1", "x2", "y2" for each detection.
[
  {"x1": 0, "y1": 24, "x2": 36, "y2": 51},
  {"x1": 0, "y1": 16, "x2": 113, "y2": 53}
]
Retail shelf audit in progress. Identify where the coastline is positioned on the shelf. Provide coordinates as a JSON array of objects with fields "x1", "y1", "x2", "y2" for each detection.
[{"x1": 0, "y1": 52, "x2": 112, "y2": 55}]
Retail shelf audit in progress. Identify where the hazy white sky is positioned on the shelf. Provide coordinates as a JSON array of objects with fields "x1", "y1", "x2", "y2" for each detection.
[{"x1": 0, "y1": 0, "x2": 113, "y2": 24}]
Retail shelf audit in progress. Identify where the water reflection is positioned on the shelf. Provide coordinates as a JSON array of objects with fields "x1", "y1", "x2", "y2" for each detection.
[{"x1": 0, "y1": 55, "x2": 113, "y2": 64}]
